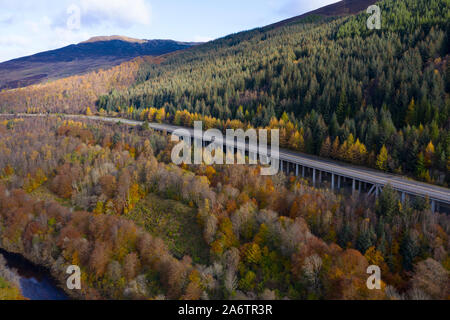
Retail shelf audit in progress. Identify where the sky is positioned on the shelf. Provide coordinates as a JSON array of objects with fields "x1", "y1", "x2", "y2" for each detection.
[{"x1": 0, "y1": 0, "x2": 339, "y2": 63}]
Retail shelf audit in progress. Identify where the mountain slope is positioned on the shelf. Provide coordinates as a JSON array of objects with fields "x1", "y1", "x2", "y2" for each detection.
[
  {"x1": 0, "y1": 0, "x2": 448, "y2": 185},
  {"x1": 0, "y1": 55, "x2": 163, "y2": 114},
  {"x1": 265, "y1": 0, "x2": 377, "y2": 29},
  {"x1": 0, "y1": 38, "x2": 198, "y2": 90},
  {"x1": 94, "y1": 0, "x2": 448, "y2": 185}
]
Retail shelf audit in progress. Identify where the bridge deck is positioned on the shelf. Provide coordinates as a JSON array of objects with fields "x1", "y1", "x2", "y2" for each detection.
[{"x1": 6, "y1": 114, "x2": 450, "y2": 205}]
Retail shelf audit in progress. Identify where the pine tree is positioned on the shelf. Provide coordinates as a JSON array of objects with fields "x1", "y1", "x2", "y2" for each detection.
[
  {"x1": 338, "y1": 224, "x2": 352, "y2": 248},
  {"x1": 446, "y1": 59, "x2": 450, "y2": 92},
  {"x1": 288, "y1": 131, "x2": 304, "y2": 151},
  {"x1": 330, "y1": 137, "x2": 340, "y2": 159},
  {"x1": 320, "y1": 136, "x2": 332, "y2": 158},
  {"x1": 424, "y1": 141, "x2": 435, "y2": 169},
  {"x1": 376, "y1": 184, "x2": 398, "y2": 220},
  {"x1": 400, "y1": 231, "x2": 419, "y2": 271},
  {"x1": 405, "y1": 98, "x2": 416, "y2": 126},
  {"x1": 236, "y1": 106, "x2": 244, "y2": 121},
  {"x1": 329, "y1": 113, "x2": 340, "y2": 137},
  {"x1": 356, "y1": 140, "x2": 368, "y2": 164},
  {"x1": 336, "y1": 90, "x2": 348, "y2": 124},
  {"x1": 356, "y1": 230, "x2": 373, "y2": 254},
  {"x1": 415, "y1": 152, "x2": 427, "y2": 179},
  {"x1": 376, "y1": 145, "x2": 389, "y2": 171}
]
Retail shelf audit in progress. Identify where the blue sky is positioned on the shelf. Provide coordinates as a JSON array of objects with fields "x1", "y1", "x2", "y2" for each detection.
[{"x1": 0, "y1": 0, "x2": 339, "y2": 62}]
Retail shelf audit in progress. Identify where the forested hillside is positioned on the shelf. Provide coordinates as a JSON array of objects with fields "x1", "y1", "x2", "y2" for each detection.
[
  {"x1": 1, "y1": 0, "x2": 449, "y2": 302},
  {"x1": 0, "y1": 56, "x2": 162, "y2": 114},
  {"x1": 0, "y1": 116, "x2": 449, "y2": 299},
  {"x1": 0, "y1": 38, "x2": 196, "y2": 90},
  {"x1": 93, "y1": 0, "x2": 448, "y2": 185},
  {"x1": 1, "y1": 0, "x2": 448, "y2": 185}
]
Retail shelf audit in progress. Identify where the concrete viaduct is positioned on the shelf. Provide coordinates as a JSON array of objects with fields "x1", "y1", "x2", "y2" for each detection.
[{"x1": 6, "y1": 114, "x2": 450, "y2": 213}]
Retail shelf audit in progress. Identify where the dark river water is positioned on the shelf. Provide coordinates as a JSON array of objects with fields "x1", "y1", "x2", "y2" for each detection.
[{"x1": 0, "y1": 249, "x2": 68, "y2": 300}]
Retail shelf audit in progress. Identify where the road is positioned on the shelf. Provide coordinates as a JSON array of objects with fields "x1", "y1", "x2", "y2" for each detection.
[{"x1": 3, "y1": 113, "x2": 450, "y2": 206}]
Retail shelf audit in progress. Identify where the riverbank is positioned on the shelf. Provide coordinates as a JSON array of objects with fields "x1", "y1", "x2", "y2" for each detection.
[
  {"x1": 0, "y1": 249, "x2": 68, "y2": 300},
  {"x1": 0, "y1": 253, "x2": 23, "y2": 300}
]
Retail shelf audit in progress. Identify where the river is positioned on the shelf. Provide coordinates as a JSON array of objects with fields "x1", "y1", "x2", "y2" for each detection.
[{"x1": 0, "y1": 249, "x2": 68, "y2": 300}]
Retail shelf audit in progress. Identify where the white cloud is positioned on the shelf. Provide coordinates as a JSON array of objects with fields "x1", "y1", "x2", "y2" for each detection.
[
  {"x1": 0, "y1": 35, "x2": 34, "y2": 62},
  {"x1": 80, "y1": 0, "x2": 152, "y2": 27},
  {"x1": 0, "y1": 16, "x2": 90, "y2": 62},
  {"x1": 23, "y1": 15, "x2": 87, "y2": 47},
  {"x1": 0, "y1": 35, "x2": 30, "y2": 47},
  {"x1": 0, "y1": 0, "x2": 155, "y2": 62},
  {"x1": 0, "y1": 13, "x2": 13, "y2": 24},
  {"x1": 25, "y1": 16, "x2": 52, "y2": 33}
]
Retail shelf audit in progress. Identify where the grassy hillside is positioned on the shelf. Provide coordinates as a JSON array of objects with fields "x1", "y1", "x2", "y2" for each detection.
[{"x1": 128, "y1": 194, "x2": 210, "y2": 264}]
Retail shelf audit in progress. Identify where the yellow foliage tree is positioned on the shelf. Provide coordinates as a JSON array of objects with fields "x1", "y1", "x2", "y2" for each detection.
[
  {"x1": 424, "y1": 141, "x2": 435, "y2": 168},
  {"x1": 246, "y1": 243, "x2": 262, "y2": 265},
  {"x1": 364, "y1": 246, "x2": 384, "y2": 266},
  {"x1": 376, "y1": 145, "x2": 388, "y2": 171}
]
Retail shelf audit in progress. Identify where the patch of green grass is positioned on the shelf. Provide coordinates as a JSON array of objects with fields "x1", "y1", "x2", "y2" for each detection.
[
  {"x1": 128, "y1": 194, "x2": 209, "y2": 265},
  {"x1": 29, "y1": 185, "x2": 72, "y2": 207}
]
